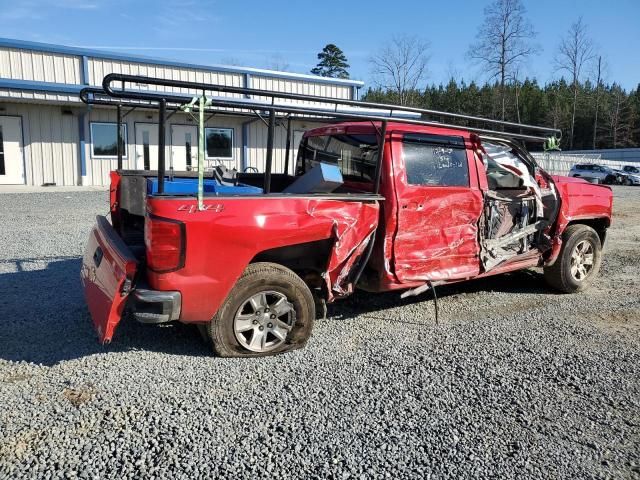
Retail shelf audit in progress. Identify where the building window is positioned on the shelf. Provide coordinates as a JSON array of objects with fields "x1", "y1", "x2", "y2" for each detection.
[
  {"x1": 205, "y1": 128, "x2": 233, "y2": 159},
  {"x1": 90, "y1": 122, "x2": 127, "y2": 158}
]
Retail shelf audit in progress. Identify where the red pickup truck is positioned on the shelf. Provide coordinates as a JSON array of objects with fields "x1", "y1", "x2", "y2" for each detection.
[{"x1": 80, "y1": 76, "x2": 613, "y2": 357}]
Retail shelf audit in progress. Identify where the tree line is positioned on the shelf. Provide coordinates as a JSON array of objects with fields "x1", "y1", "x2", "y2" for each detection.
[
  {"x1": 308, "y1": 0, "x2": 638, "y2": 151},
  {"x1": 363, "y1": 78, "x2": 640, "y2": 151}
]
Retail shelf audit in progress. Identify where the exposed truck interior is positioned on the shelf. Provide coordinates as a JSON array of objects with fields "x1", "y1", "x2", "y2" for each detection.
[{"x1": 478, "y1": 140, "x2": 559, "y2": 269}]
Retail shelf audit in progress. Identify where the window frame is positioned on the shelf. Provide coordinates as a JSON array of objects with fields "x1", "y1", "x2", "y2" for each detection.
[
  {"x1": 401, "y1": 133, "x2": 470, "y2": 188},
  {"x1": 204, "y1": 127, "x2": 234, "y2": 160},
  {"x1": 90, "y1": 122, "x2": 128, "y2": 159},
  {"x1": 295, "y1": 133, "x2": 379, "y2": 183}
]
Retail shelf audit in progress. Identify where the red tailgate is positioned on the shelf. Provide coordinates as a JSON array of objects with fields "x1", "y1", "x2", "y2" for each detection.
[{"x1": 80, "y1": 215, "x2": 138, "y2": 344}]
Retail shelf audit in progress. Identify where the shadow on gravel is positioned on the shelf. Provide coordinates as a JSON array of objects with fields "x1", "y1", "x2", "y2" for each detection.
[
  {"x1": 328, "y1": 268, "x2": 552, "y2": 321},
  {"x1": 0, "y1": 257, "x2": 208, "y2": 366},
  {"x1": 0, "y1": 257, "x2": 552, "y2": 365}
]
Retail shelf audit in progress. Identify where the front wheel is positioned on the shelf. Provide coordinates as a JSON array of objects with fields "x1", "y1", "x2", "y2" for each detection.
[
  {"x1": 208, "y1": 262, "x2": 315, "y2": 357},
  {"x1": 544, "y1": 224, "x2": 603, "y2": 293}
]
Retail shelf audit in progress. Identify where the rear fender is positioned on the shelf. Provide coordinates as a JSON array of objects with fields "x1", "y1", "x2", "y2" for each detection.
[{"x1": 314, "y1": 202, "x2": 380, "y2": 300}]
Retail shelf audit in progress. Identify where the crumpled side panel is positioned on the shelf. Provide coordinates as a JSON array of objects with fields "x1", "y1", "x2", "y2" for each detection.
[
  {"x1": 545, "y1": 176, "x2": 613, "y2": 265},
  {"x1": 306, "y1": 200, "x2": 380, "y2": 300},
  {"x1": 393, "y1": 189, "x2": 483, "y2": 282}
]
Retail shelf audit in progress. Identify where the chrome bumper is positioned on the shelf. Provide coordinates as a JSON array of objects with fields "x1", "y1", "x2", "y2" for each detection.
[{"x1": 132, "y1": 289, "x2": 181, "y2": 324}]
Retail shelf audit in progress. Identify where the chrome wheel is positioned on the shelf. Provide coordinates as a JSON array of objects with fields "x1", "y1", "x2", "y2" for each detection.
[
  {"x1": 233, "y1": 291, "x2": 295, "y2": 353},
  {"x1": 570, "y1": 240, "x2": 595, "y2": 282}
]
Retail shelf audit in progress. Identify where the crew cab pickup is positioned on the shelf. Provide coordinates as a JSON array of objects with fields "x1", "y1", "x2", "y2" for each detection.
[{"x1": 81, "y1": 122, "x2": 612, "y2": 357}]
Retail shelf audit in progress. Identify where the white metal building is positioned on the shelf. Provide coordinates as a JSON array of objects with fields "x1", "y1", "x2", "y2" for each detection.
[{"x1": 0, "y1": 38, "x2": 364, "y2": 186}]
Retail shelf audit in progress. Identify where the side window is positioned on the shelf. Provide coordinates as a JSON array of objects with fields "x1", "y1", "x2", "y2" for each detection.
[{"x1": 402, "y1": 134, "x2": 469, "y2": 187}]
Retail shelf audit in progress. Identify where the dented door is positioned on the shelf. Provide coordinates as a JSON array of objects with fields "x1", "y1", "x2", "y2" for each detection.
[
  {"x1": 392, "y1": 132, "x2": 483, "y2": 282},
  {"x1": 81, "y1": 215, "x2": 138, "y2": 343}
]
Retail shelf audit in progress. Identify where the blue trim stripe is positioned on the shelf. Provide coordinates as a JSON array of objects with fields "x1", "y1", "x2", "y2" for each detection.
[
  {"x1": 78, "y1": 113, "x2": 87, "y2": 178},
  {"x1": 0, "y1": 37, "x2": 365, "y2": 87},
  {"x1": 0, "y1": 78, "x2": 83, "y2": 94}
]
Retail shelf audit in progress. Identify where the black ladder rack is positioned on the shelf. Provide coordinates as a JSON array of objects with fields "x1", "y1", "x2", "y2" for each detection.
[{"x1": 80, "y1": 73, "x2": 561, "y2": 197}]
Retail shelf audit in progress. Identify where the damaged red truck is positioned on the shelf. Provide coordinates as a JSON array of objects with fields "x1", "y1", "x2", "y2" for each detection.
[{"x1": 81, "y1": 75, "x2": 613, "y2": 357}]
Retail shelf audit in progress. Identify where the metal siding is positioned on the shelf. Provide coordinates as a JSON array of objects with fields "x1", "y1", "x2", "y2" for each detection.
[
  {"x1": 87, "y1": 58, "x2": 245, "y2": 98},
  {"x1": 246, "y1": 118, "x2": 322, "y2": 173},
  {"x1": 0, "y1": 44, "x2": 361, "y2": 186},
  {"x1": 0, "y1": 89, "x2": 76, "y2": 104},
  {"x1": 0, "y1": 47, "x2": 81, "y2": 84},
  {"x1": 0, "y1": 103, "x2": 78, "y2": 186}
]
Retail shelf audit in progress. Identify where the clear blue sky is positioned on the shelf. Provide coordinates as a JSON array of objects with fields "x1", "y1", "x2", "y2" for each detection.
[{"x1": 1, "y1": 0, "x2": 638, "y2": 90}]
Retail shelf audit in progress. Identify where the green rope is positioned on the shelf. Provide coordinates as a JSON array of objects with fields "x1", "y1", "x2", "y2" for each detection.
[
  {"x1": 180, "y1": 95, "x2": 215, "y2": 211},
  {"x1": 198, "y1": 95, "x2": 205, "y2": 211}
]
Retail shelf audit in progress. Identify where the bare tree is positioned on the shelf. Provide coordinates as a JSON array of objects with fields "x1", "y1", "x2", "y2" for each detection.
[
  {"x1": 606, "y1": 84, "x2": 632, "y2": 148},
  {"x1": 369, "y1": 35, "x2": 430, "y2": 106},
  {"x1": 511, "y1": 68, "x2": 522, "y2": 124},
  {"x1": 591, "y1": 55, "x2": 606, "y2": 148},
  {"x1": 220, "y1": 57, "x2": 245, "y2": 67},
  {"x1": 467, "y1": 0, "x2": 538, "y2": 121},
  {"x1": 556, "y1": 17, "x2": 595, "y2": 149},
  {"x1": 265, "y1": 54, "x2": 290, "y2": 72}
]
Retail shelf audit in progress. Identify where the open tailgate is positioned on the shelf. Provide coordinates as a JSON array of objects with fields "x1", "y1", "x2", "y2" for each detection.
[{"x1": 80, "y1": 215, "x2": 138, "y2": 344}]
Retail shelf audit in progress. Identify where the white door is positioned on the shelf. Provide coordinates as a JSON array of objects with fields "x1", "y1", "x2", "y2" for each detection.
[
  {"x1": 0, "y1": 116, "x2": 25, "y2": 185},
  {"x1": 171, "y1": 125, "x2": 198, "y2": 171},
  {"x1": 135, "y1": 123, "x2": 159, "y2": 170}
]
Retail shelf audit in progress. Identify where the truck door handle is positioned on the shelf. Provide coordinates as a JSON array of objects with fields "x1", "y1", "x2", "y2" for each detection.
[{"x1": 93, "y1": 247, "x2": 103, "y2": 268}]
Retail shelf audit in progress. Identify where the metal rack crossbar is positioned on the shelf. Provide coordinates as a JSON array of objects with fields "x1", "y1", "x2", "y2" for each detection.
[{"x1": 80, "y1": 73, "x2": 561, "y2": 201}]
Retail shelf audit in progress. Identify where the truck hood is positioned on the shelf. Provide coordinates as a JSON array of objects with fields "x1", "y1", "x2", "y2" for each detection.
[
  {"x1": 551, "y1": 175, "x2": 613, "y2": 229},
  {"x1": 551, "y1": 175, "x2": 612, "y2": 189}
]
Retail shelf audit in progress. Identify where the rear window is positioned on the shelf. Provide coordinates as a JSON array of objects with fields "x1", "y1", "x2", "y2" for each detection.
[{"x1": 296, "y1": 134, "x2": 379, "y2": 182}]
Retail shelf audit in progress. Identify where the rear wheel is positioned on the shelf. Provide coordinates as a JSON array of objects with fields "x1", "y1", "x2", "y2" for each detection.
[
  {"x1": 544, "y1": 224, "x2": 602, "y2": 293},
  {"x1": 208, "y1": 262, "x2": 315, "y2": 357}
]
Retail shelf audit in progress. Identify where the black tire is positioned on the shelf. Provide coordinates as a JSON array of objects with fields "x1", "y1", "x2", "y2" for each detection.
[
  {"x1": 604, "y1": 175, "x2": 616, "y2": 185},
  {"x1": 208, "y1": 262, "x2": 315, "y2": 357},
  {"x1": 544, "y1": 224, "x2": 603, "y2": 293}
]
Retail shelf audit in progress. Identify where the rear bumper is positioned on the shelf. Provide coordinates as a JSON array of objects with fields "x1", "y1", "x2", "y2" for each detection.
[{"x1": 131, "y1": 289, "x2": 182, "y2": 324}]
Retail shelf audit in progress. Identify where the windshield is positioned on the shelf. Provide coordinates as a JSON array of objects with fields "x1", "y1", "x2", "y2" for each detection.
[{"x1": 296, "y1": 134, "x2": 379, "y2": 183}]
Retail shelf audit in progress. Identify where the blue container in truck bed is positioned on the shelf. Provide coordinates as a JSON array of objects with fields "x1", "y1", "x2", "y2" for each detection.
[{"x1": 146, "y1": 177, "x2": 263, "y2": 196}]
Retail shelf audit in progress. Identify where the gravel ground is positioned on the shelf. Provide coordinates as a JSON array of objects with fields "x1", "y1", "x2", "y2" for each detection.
[{"x1": 0, "y1": 187, "x2": 639, "y2": 479}]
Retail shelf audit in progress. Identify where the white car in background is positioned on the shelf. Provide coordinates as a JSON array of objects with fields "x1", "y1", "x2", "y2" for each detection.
[
  {"x1": 621, "y1": 165, "x2": 640, "y2": 185},
  {"x1": 568, "y1": 164, "x2": 620, "y2": 184}
]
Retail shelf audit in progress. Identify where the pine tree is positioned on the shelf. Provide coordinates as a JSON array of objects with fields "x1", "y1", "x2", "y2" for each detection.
[
  {"x1": 310, "y1": 44, "x2": 350, "y2": 79},
  {"x1": 361, "y1": 76, "x2": 635, "y2": 150}
]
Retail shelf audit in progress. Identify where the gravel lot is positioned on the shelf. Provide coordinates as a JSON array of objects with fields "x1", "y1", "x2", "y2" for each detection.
[{"x1": 0, "y1": 187, "x2": 639, "y2": 479}]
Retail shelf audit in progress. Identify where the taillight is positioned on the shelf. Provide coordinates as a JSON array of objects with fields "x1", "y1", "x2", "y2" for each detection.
[{"x1": 144, "y1": 215, "x2": 185, "y2": 272}]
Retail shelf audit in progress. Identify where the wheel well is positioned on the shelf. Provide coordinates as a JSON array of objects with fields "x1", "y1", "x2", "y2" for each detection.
[
  {"x1": 250, "y1": 239, "x2": 333, "y2": 280},
  {"x1": 567, "y1": 218, "x2": 609, "y2": 244}
]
